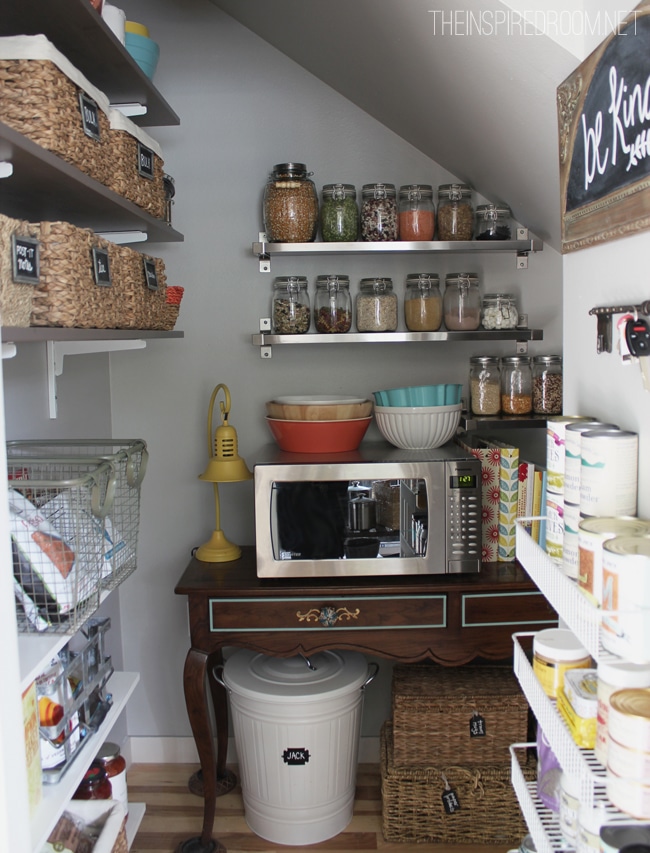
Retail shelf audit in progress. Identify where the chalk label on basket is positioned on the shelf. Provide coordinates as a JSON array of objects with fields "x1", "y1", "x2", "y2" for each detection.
[
  {"x1": 469, "y1": 712, "x2": 486, "y2": 737},
  {"x1": 441, "y1": 786, "x2": 461, "y2": 814},
  {"x1": 11, "y1": 235, "x2": 40, "y2": 284},
  {"x1": 78, "y1": 92, "x2": 101, "y2": 141},
  {"x1": 143, "y1": 258, "x2": 158, "y2": 291},
  {"x1": 137, "y1": 143, "x2": 155, "y2": 180},
  {"x1": 282, "y1": 748, "x2": 310, "y2": 765},
  {"x1": 92, "y1": 247, "x2": 112, "y2": 287}
]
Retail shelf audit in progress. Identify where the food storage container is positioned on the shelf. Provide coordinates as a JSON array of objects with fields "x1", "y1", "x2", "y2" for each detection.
[
  {"x1": 437, "y1": 183, "x2": 474, "y2": 240},
  {"x1": 272, "y1": 276, "x2": 310, "y2": 334},
  {"x1": 404, "y1": 273, "x2": 442, "y2": 331},
  {"x1": 481, "y1": 293, "x2": 518, "y2": 330},
  {"x1": 475, "y1": 203, "x2": 512, "y2": 240},
  {"x1": 314, "y1": 274, "x2": 352, "y2": 333},
  {"x1": 95, "y1": 741, "x2": 128, "y2": 814},
  {"x1": 532, "y1": 355, "x2": 563, "y2": 414},
  {"x1": 72, "y1": 762, "x2": 113, "y2": 801},
  {"x1": 532, "y1": 627, "x2": 592, "y2": 699},
  {"x1": 398, "y1": 184, "x2": 435, "y2": 241},
  {"x1": 263, "y1": 163, "x2": 319, "y2": 243},
  {"x1": 320, "y1": 183, "x2": 359, "y2": 242},
  {"x1": 356, "y1": 278, "x2": 397, "y2": 332},
  {"x1": 500, "y1": 355, "x2": 533, "y2": 415},
  {"x1": 443, "y1": 272, "x2": 480, "y2": 330},
  {"x1": 469, "y1": 356, "x2": 501, "y2": 416},
  {"x1": 360, "y1": 183, "x2": 398, "y2": 241}
]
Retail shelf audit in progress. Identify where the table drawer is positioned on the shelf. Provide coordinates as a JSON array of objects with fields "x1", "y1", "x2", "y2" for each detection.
[
  {"x1": 209, "y1": 594, "x2": 446, "y2": 632},
  {"x1": 462, "y1": 591, "x2": 557, "y2": 628}
]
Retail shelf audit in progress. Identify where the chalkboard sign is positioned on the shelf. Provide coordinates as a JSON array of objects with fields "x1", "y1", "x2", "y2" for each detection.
[
  {"x1": 92, "y1": 247, "x2": 112, "y2": 287},
  {"x1": 78, "y1": 92, "x2": 101, "y2": 141},
  {"x1": 559, "y1": 1, "x2": 650, "y2": 252},
  {"x1": 11, "y1": 234, "x2": 40, "y2": 284},
  {"x1": 143, "y1": 257, "x2": 159, "y2": 291},
  {"x1": 137, "y1": 142, "x2": 155, "y2": 180}
]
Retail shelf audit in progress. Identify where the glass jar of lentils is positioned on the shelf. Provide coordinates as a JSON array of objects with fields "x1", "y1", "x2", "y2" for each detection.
[
  {"x1": 501, "y1": 355, "x2": 533, "y2": 415},
  {"x1": 360, "y1": 183, "x2": 398, "y2": 241},
  {"x1": 272, "y1": 276, "x2": 311, "y2": 334},
  {"x1": 263, "y1": 163, "x2": 319, "y2": 243},
  {"x1": 532, "y1": 355, "x2": 563, "y2": 415},
  {"x1": 398, "y1": 184, "x2": 435, "y2": 241},
  {"x1": 469, "y1": 356, "x2": 501, "y2": 416},
  {"x1": 356, "y1": 277, "x2": 398, "y2": 332},
  {"x1": 404, "y1": 273, "x2": 442, "y2": 331},
  {"x1": 437, "y1": 183, "x2": 474, "y2": 240},
  {"x1": 314, "y1": 274, "x2": 352, "y2": 333},
  {"x1": 320, "y1": 183, "x2": 359, "y2": 241}
]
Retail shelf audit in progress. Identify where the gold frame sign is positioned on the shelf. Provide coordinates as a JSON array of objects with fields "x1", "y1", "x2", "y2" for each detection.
[{"x1": 558, "y1": 1, "x2": 650, "y2": 253}]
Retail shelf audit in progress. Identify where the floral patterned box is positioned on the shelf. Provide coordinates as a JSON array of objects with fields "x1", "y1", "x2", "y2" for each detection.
[
  {"x1": 478, "y1": 438, "x2": 520, "y2": 562},
  {"x1": 455, "y1": 435, "x2": 501, "y2": 562}
]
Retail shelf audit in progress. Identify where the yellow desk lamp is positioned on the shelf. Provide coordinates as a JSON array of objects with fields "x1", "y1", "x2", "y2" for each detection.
[{"x1": 196, "y1": 383, "x2": 252, "y2": 562}]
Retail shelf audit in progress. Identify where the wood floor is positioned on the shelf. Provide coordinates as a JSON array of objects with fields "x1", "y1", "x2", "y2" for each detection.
[{"x1": 128, "y1": 763, "x2": 515, "y2": 853}]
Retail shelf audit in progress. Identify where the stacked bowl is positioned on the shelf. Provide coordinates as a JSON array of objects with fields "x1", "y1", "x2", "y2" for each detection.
[
  {"x1": 372, "y1": 383, "x2": 463, "y2": 450},
  {"x1": 265, "y1": 396, "x2": 373, "y2": 453}
]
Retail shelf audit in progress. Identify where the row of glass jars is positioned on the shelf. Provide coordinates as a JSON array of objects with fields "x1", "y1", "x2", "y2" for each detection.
[
  {"x1": 272, "y1": 274, "x2": 519, "y2": 334},
  {"x1": 470, "y1": 354, "x2": 563, "y2": 417},
  {"x1": 263, "y1": 164, "x2": 512, "y2": 243}
]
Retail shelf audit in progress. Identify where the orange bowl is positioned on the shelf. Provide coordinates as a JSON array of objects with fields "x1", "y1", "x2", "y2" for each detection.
[{"x1": 265, "y1": 416, "x2": 372, "y2": 453}]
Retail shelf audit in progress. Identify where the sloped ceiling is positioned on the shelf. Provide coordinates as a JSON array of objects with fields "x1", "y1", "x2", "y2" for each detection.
[{"x1": 211, "y1": 0, "x2": 585, "y2": 251}]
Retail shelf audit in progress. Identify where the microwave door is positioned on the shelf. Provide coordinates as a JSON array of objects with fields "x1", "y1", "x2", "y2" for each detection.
[{"x1": 272, "y1": 481, "x2": 348, "y2": 560}]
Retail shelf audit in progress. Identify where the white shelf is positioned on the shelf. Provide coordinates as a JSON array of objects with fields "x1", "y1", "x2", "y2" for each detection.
[
  {"x1": 30, "y1": 671, "x2": 140, "y2": 853},
  {"x1": 126, "y1": 802, "x2": 146, "y2": 849}
]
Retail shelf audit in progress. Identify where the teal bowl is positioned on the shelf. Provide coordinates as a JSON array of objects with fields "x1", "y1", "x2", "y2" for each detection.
[
  {"x1": 373, "y1": 383, "x2": 463, "y2": 408},
  {"x1": 125, "y1": 32, "x2": 160, "y2": 79}
]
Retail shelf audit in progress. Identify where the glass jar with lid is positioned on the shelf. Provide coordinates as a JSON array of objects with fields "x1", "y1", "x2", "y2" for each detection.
[
  {"x1": 404, "y1": 273, "x2": 442, "y2": 331},
  {"x1": 314, "y1": 274, "x2": 352, "y2": 333},
  {"x1": 437, "y1": 183, "x2": 474, "y2": 240},
  {"x1": 263, "y1": 163, "x2": 319, "y2": 243},
  {"x1": 360, "y1": 183, "x2": 398, "y2": 241},
  {"x1": 398, "y1": 184, "x2": 435, "y2": 241},
  {"x1": 356, "y1": 277, "x2": 398, "y2": 332},
  {"x1": 481, "y1": 293, "x2": 519, "y2": 329},
  {"x1": 95, "y1": 741, "x2": 128, "y2": 814},
  {"x1": 73, "y1": 761, "x2": 113, "y2": 801},
  {"x1": 532, "y1": 355, "x2": 563, "y2": 415},
  {"x1": 272, "y1": 276, "x2": 310, "y2": 334},
  {"x1": 469, "y1": 356, "x2": 501, "y2": 416},
  {"x1": 320, "y1": 183, "x2": 359, "y2": 242},
  {"x1": 501, "y1": 355, "x2": 533, "y2": 415},
  {"x1": 443, "y1": 272, "x2": 481, "y2": 330},
  {"x1": 475, "y1": 203, "x2": 512, "y2": 240}
]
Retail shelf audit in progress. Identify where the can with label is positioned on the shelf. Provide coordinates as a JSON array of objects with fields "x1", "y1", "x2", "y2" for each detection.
[
  {"x1": 580, "y1": 428, "x2": 639, "y2": 518},
  {"x1": 602, "y1": 535, "x2": 650, "y2": 660},
  {"x1": 607, "y1": 689, "x2": 650, "y2": 818},
  {"x1": 545, "y1": 493, "x2": 565, "y2": 560},
  {"x1": 562, "y1": 501, "x2": 581, "y2": 579},
  {"x1": 596, "y1": 659, "x2": 650, "y2": 767},
  {"x1": 546, "y1": 416, "x2": 595, "y2": 496},
  {"x1": 578, "y1": 517, "x2": 650, "y2": 606},
  {"x1": 564, "y1": 420, "x2": 618, "y2": 505}
]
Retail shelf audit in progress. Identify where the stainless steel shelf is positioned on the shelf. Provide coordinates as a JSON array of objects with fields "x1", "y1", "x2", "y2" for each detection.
[
  {"x1": 460, "y1": 413, "x2": 551, "y2": 430},
  {"x1": 253, "y1": 328, "x2": 543, "y2": 346},
  {"x1": 253, "y1": 237, "x2": 543, "y2": 256}
]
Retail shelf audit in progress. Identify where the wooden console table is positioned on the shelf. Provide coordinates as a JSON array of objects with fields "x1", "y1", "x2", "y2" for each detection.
[{"x1": 174, "y1": 546, "x2": 556, "y2": 853}]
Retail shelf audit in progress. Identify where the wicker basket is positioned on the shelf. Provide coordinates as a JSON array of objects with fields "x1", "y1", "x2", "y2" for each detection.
[
  {"x1": 113, "y1": 248, "x2": 167, "y2": 329},
  {"x1": 108, "y1": 108, "x2": 166, "y2": 220},
  {"x1": 391, "y1": 663, "x2": 529, "y2": 767},
  {"x1": 381, "y1": 722, "x2": 533, "y2": 845},
  {"x1": 0, "y1": 36, "x2": 112, "y2": 187},
  {"x1": 0, "y1": 213, "x2": 39, "y2": 327}
]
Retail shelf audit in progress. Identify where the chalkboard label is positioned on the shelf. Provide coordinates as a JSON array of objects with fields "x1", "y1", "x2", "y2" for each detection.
[
  {"x1": 143, "y1": 258, "x2": 159, "y2": 291},
  {"x1": 92, "y1": 247, "x2": 112, "y2": 287},
  {"x1": 11, "y1": 234, "x2": 40, "y2": 284},
  {"x1": 282, "y1": 748, "x2": 310, "y2": 766},
  {"x1": 469, "y1": 712, "x2": 486, "y2": 738},
  {"x1": 137, "y1": 142, "x2": 155, "y2": 180},
  {"x1": 78, "y1": 92, "x2": 101, "y2": 141}
]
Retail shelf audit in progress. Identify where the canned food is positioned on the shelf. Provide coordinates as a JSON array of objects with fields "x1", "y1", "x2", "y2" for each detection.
[
  {"x1": 578, "y1": 517, "x2": 650, "y2": 606},
  {"x1": 602, "y1": 536, "x2": 650, "y2": 660},
  {"x1": 596, "y1": 660, "x2": 650, "y2": 767},
  {"x1": 563, "y1": 420, "x2": 617, "y2": 505},
  {"x1": 546, "y1": 415, "x2": 596, "y2": 496},
  {"x1": 580, "y1": 428, "x2": 639, "y2": 517}
]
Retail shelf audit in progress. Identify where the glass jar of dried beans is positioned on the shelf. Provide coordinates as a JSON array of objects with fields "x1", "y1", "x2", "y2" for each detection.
[
  {"x1": 263, "y1": 163, "x2": 319, "y2": 243},
  {"x1": 314, "y1": 275, "x2": 352, "y2": 333},
  {"x1": 532, "y1": 355, "x2": 563, "y2": 415},
  {"x1": 437, "y1": 183, "x2": 474, "y2": 240},
  {"x1": 501, "y1": 355, "x2": 533, "y2": 415},
  {"x1": 360, "y1": 183, "x2": 398, "y2": 241},
  {"x1": 272, "y1": 276, "x2": 310, "y2": 334}
]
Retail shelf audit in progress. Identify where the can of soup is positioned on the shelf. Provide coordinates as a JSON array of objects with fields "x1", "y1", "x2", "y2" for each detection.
[
  {"x1": 578, "y1": 517, "x2": 650, "y2": 606},
  {"x1": 580, "y1": 428, "x2": 638, "y2": 518},
  {"x1": 602, "y1": 536, "x2": 650, "y2": 660},
  {"x1": 564, "y1": 421, "x2": 617, "y2": 505},
  {"x1": 546, "y1": 415, "x2": 595, "y2": 496}
]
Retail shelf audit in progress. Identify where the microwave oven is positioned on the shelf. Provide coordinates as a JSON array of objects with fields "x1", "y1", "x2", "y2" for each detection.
[{"x1": 253, "y1": 442, "x2": 482, "y2": 578}]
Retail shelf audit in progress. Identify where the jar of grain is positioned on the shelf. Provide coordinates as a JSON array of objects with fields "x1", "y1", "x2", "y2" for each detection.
[
  {"x1": 356, "y1": 277, "x2": 398, "y2": 332},
  {"x1": 360, "y1": 183, "x2": 398, "y2": 241},
  {"x1": 481, "y1": 293, "x2": 518, "y2": 329},
  {"x1": 532, "y1": 355, "x2": 563, "y2": 415},
  {"x1": 404, "y1": 273, "x2": 442, "y2": 331},
  {"x1": 272, "y1": 276, "x2": 310, "y2": 334},
  {"x1": 501, "y1": 355, "x2": 533, "y2": 415},
  {"x1": 443, "y1": 272, "x2": 481, "y2": 330},
  {"x1": 314, "y1": 275, "x2": 352, "y2": 333},
  {"x1": 263, "y1": 163, "x2": 319, "y2": 243},
  {"x1": 320, "y1": 184, "x2": 359, "y2": 242},
  {"x1": 469, "y1": 356, "x2": 501, "y2": 416},
  {"x1": 437, "y1": 183, "x2": 474, "y2": 240},
  {"x1": 398, "y1": 184, "x2": 435, "y2": 241},
  {"x1": 475, "y1": 203, "x2": 512, "y2": 240}
]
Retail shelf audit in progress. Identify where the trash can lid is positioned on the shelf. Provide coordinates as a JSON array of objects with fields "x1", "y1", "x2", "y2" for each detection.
[{"x1": 223, "y1": 649, "x2": 369, "y2": 701}]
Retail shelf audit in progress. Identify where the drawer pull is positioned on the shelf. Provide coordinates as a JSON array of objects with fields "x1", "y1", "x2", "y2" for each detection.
[{"x1": 296, "y1": 605, "x2": 360, "y2": 627}]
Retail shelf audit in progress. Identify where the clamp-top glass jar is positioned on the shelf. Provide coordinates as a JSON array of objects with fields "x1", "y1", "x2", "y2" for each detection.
[
  {"x1": 356, "y1": 277, "x2": 398, "y2": 332},
  {"x1": 475, "y1": 203, "x2": 512, "y2": 240},
  {"x1": 481, "y1": 293, "x2": 518, "y2": 329},
  {"x1": 469, "y1": 356, "x2": 501, "y2": 416},
  {"x1": 437, "y1": 183, "x2": 474, "y2": 240},
  {"x1": 263, "y1": 163, "x2": 319, "y2": 243},
  {"x1": 404, "y1": 273, "x2": 442, "y2": 331},
  {"x1": 532, "y1": 355, "x2": 563, "y2": 415},
  {"x1": 320, "y1": 184, "x2": 359, "y2": 242},
  {"x1": 314, "y1": 275, "x2": 352, "y2": 333},
  {"x1": 398, "y1": 184, "x2": 435, "y2": 241},
  {"x1": 443, "y1": 272, "x2": 481, "y2": 330},
  {"x1": 501, "y1": 355, "x2": 533, "y2": 415},
  {"x1": 360, "y1": 183, "x2": 398, "y2": 241},
  {"x1": 272, "y1": 276, "x2": 310, "y2": 334}
]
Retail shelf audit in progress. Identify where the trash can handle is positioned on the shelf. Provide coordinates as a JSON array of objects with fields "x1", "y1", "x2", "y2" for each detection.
[
  {"x1": 212, "y1": 664, "x2": 228, "y2": 690},
  {"x1": 361, "y1": 662, "x2": 379, "y2": 691}
]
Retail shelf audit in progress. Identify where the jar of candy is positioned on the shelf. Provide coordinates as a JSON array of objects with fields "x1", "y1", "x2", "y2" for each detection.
[
  {"x1": 360, "y1": 183, "x2": 398, "y2": 241},
  {"x1": 404, "y1": 273, "x2": 442, "y2": 331},
  {"x1": 356, "y1": 278, "x2": 398, "y2": 332},
  {"x1": 443, "y1": 272, "x2": 481, "y2": 330},
  {"x1": 469, "y1": 356, "x2": 501, "y2": 416},
  {"x1": 314, "y1": 275, "x2": 352, "y2": 333},
  {"x1": 475, "y1": 203, "x2": 512, "y2": 240},
  {"x1": 501, "y1": 355, "x2": 533, "y2": 415},
  {"x1": 437, "y1": 183, "x2": 474, "y2": 240},
  {"x1": 532, "y1": 355, "x2": 563, "y2": 415},
  {"x1": 398, "y1": 184, "x2": 435, "y2": 241},
  {"x1": 320, "y1": 183, "x2": 359, "y2": 242},
  {"x1": 272, "y1": 276, "x2": 310, "y2": 334},
  {"x1": 73, "y1": 761, "x2": 113, "y2": 800},
  {"x1": 481, "y1": 293, "x2": 518, "y2": 329},
  {"x1": 263, "y1": 163, "x2": 319, "y2": 243}
]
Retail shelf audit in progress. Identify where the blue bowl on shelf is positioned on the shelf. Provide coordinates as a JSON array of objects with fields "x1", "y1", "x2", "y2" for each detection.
[
  {"x1": 125, "y1": 32, "x2": 160, "y2": 79},
  {"x1": 372, "y1": 383, "x2": 462, "y2": 408}
]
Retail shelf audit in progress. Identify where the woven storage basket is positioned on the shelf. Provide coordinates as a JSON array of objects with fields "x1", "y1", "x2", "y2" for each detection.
[
  {"x1": 108, "y1": 108, "x2": 166, "y2": 220},
  {"x1": 0, "y1": 36, "x2": 112, "y2": 187},
  {"x1": 381, "y1": 722, "x2": 533, "y2": 845},
  {"x1": 391, "y1": 663, "x2": 529, "y2": 767},
  {"x1": 113, "y1": 248, "x2": 167, "y2": 329},
  {"x1": 0, "y1": 213, "x2": 39, "y2": 327}
]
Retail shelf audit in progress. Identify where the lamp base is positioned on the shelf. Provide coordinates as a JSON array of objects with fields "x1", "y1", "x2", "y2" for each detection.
[{"x1": 195, "y1": 529, "x2": 241, "y2": 563}]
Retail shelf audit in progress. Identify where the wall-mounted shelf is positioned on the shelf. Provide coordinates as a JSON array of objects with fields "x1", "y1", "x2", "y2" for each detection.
[
  {"x1": 2, "y1": 328, "x2": 184, "y2": 343},
  {"x1": 460, "y1": 413, "x2": 552, "y2": 431}
]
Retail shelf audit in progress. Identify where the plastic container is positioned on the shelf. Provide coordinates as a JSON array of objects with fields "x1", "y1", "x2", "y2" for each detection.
[
  {"x1": 442, "y1": 272, "x2": 480, "y2": 330},
  {"x1": 532, "y1": 355, "x2": 563, "y2": 415},
  {"x1": 360, "y1": 183, "x2": 398, "y2": 241},
  {"x1": 272, "y1": 276, "x2": 310, "y2": 334},
  {"x1": 532, "y1": 628, "x2": 592, "y2": 699},
  {"x1": 398, "y1": 184, "x2": 435, "y2": 241},
  {"x1": 475, "y1": 203, "x2": 512, "y2": 240},
  {"x1": 356, "y1": 278, "x2": 398, "y2": 332},
  {"x1": 481, "y1": 293, "x2": 518, "y2": 330},
  {"x1": 501, "y1": 355, "x2": 533, "y2": 415},
  {"x1": 437, "y1": 183, "x2": 474, "y2": 240},
  {"x1": 95, "y1": 741, "x2": 128, "y2": 814},
  {"x1": 320, "y1": 184, "x2": 359, "y2": 242},
  {"x1": 263, "y1": 163, "x2": 319, "y2": 243},
  {"x1": 469, "y1": 356, "x2": 501, "y2": 416},
  {"x1": 403, "y1": 273, "x2": 442, "y2": 331},
  {"x1": 314, "y1": 275, "x2": 352, "y2": 333}
]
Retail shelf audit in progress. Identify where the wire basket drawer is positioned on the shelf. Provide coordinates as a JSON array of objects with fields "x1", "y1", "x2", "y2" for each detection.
[
  {"x1": 9, "y1": 457, "x2": 115, "y2": 633},
  {"x1": 7, "y1": 439, "x2": 147, "y2": 592}
]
